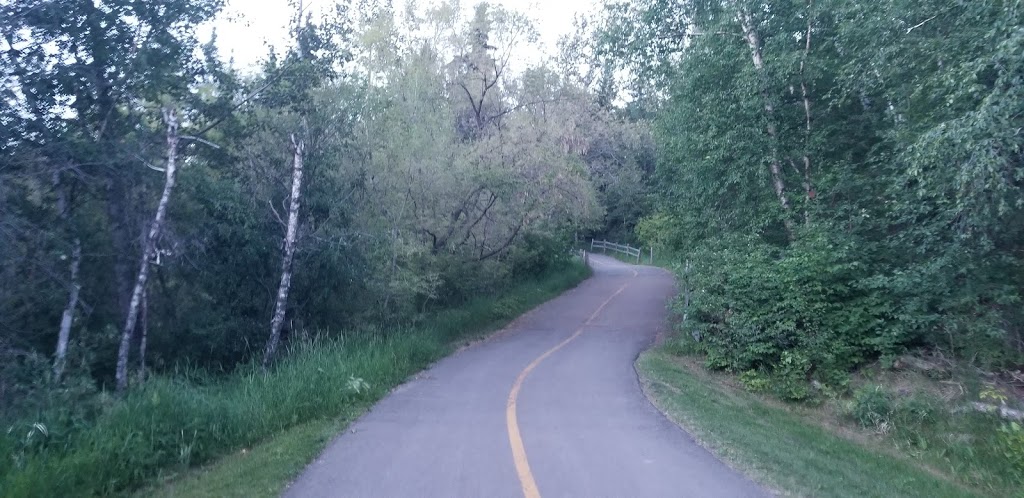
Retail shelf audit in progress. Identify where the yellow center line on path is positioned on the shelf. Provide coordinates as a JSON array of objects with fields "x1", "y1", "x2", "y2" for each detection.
[{"x1": 505, "y1": 281, "x2": 631, "y2": 498}]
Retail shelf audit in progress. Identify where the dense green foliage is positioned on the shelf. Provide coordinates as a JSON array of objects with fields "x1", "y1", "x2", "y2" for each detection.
[
  {"x1": 601, "y1": 0, "x2": 1024, "y2": 388},
  {"x1": 0, "y1": 261, "x2": 588, "y2": 496},
  {"x1": 0, "y1": 1, "x2": 631, "y2": 397},
  {"x1": 4, "y1": 0, "x2": 1021, "y2": 492},
  {"x1": 0, "y1": 0, "x2": 641, "y2": 491}
]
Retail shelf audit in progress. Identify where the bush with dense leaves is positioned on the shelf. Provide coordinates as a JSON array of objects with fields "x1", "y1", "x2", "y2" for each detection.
[{"x1": 677, "y1": 227, "x2": 887, "y2": 395}]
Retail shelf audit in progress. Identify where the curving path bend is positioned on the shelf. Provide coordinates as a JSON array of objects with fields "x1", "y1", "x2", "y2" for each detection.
[{"x1": 283, "y1": 254, "x2": 766, "y2": 498}]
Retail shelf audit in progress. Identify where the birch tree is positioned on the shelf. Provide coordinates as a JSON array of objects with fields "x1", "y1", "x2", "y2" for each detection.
[
  {"x1": 736, "y1": 5, "x2": 792, "y2": 231},
  {"x1": 115, "y1": 109, "x2": 180, "y2": 392},
  {"x1": 52, "y1": 173, "x2": 82, "y2": 380},
  {"x1": 257, "y1": 1, "x2": 352, "y2": 364},
  {"x1": 1, "y1": 0, "x2": 223, "y2": 391},
  {"x1": 262, "y1": 135, "x2": 305, "y2": 366},
  {"x1": 596, "y1": 0, "x2": 1024, "y2": 380}
]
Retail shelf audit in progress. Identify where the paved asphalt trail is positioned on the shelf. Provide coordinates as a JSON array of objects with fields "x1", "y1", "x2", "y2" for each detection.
[{"x1": 284, "y1": 255, "x2": 767, "y2": 498}]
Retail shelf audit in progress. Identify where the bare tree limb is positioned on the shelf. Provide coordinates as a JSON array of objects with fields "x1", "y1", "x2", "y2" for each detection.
[{"x1": 906, "y1": 15, "x2": 938, "y2": 34}]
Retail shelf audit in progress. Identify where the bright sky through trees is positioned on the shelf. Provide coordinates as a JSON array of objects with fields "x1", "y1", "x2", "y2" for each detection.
[{"x1": 207, "y1": 0, "x2": 600, "y2": 69}]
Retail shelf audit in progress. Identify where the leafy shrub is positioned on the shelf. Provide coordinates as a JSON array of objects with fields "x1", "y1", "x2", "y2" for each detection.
[
  {"x1": 508, "y1": 232, "x2": 573, "y2": 279},
  {"x1": 772, "y1": 351, "x2": 813, "y2": 401},
  {"x1": 739, "y1": 370, "x2": 770, "y2": 393},
  {"x1": 635, "y1": 212, "x2": 685, "y2": 251},
  {"x1": 998, "y1": 421, "x2": 1024, "y2": 478},
  {"x1": 679, "y1": 227, "x2": 887, "y2": 393}
]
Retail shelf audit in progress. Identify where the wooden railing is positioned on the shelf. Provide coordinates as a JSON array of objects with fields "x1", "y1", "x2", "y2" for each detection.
[{"x1": 590, "y1": 239, "x2": 652, "y2": 264}]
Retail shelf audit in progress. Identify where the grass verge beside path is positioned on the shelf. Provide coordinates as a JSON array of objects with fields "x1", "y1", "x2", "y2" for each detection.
[
  {"x1": 2, "y1": 262, "x2": 590, "y2": 498},
  {"x1": 637, "y1": 349, "x2": 980, "y2": 498},
  {"x1": 140, "y1": 417, "x2": 347, "y2": 498}
]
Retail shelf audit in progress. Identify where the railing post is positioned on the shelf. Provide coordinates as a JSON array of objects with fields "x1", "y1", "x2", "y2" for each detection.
[
  {"x1": 650, "y1": 246, "x2": 654, "y2": 265},
  {"x1": 683, "y1": 259, "x2": 696, "y2": 341},
  {"x1": 590, "y1": 239, "x2": 595, "y2": 251}
]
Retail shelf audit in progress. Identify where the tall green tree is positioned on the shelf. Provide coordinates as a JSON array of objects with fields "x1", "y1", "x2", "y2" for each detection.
[
  {"x1": 1, "y1": 0, "x2": 224, "y2": 391},
  {"x1": 598, "y1": 0, "x2": 1024, "y2": 385}
]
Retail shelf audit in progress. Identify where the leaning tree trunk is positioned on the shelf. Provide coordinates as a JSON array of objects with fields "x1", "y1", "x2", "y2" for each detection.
[
  {"x1": 52, "y1": 171, "x2": 82, "y2": 380},
  {"x1": 115, "y1": 109, "x2": 179, "y2": 392},
  {"x1": 738, "y1": 8, "x2": 793, "y2": 236},
  {"x1": 262, "y1": 135, "x2": 305, "y2": 368},
  {"x1": 53, "y1": 238, "x2": 81, "y2": 380}
]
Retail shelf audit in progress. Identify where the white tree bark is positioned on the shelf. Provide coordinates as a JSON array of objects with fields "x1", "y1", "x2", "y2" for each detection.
[
  {"x1": 116, "y1": 108, "x2": 179, "y2": 392},
  {"x1": 53, "y1": 238, "x2": 81, "y2": 380},
  {"x1": 263, "y1": 135, "x2": 305, "y2": 367},
  {"x1": 798, "y1": 1, "x2": 816, "y2": 214},
  {"x1": 52, "y1": 170, "x2": 82, "y2": 380},
  {"x1": 738, "y1": 8, "x2": 793, "y2": 234}
]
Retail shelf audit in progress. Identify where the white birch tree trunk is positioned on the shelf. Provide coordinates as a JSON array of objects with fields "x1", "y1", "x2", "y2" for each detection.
[
  {"x1": 738, "y1": 8, "x2": 793, "y2": 235},
  {"x1": 53, "y1": 238, "x2": 81, "y2": 380},
  {"x1": 798, "y1": 1, "x2": 816, "y2": 216},
  {"x1": 262, "y1": 135, "x2": 305, "y2": 367},
  {"x1": 52, "y1": 170, "x2": 82, "y2": 380},
  {"x1": 115, "y1": 108, "x2": 179, "y2": 392}
]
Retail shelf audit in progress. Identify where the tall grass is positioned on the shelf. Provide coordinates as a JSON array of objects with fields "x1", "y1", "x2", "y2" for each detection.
[{"x1": 0, "y1": 261, "x2": 589, "y2": 497}]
